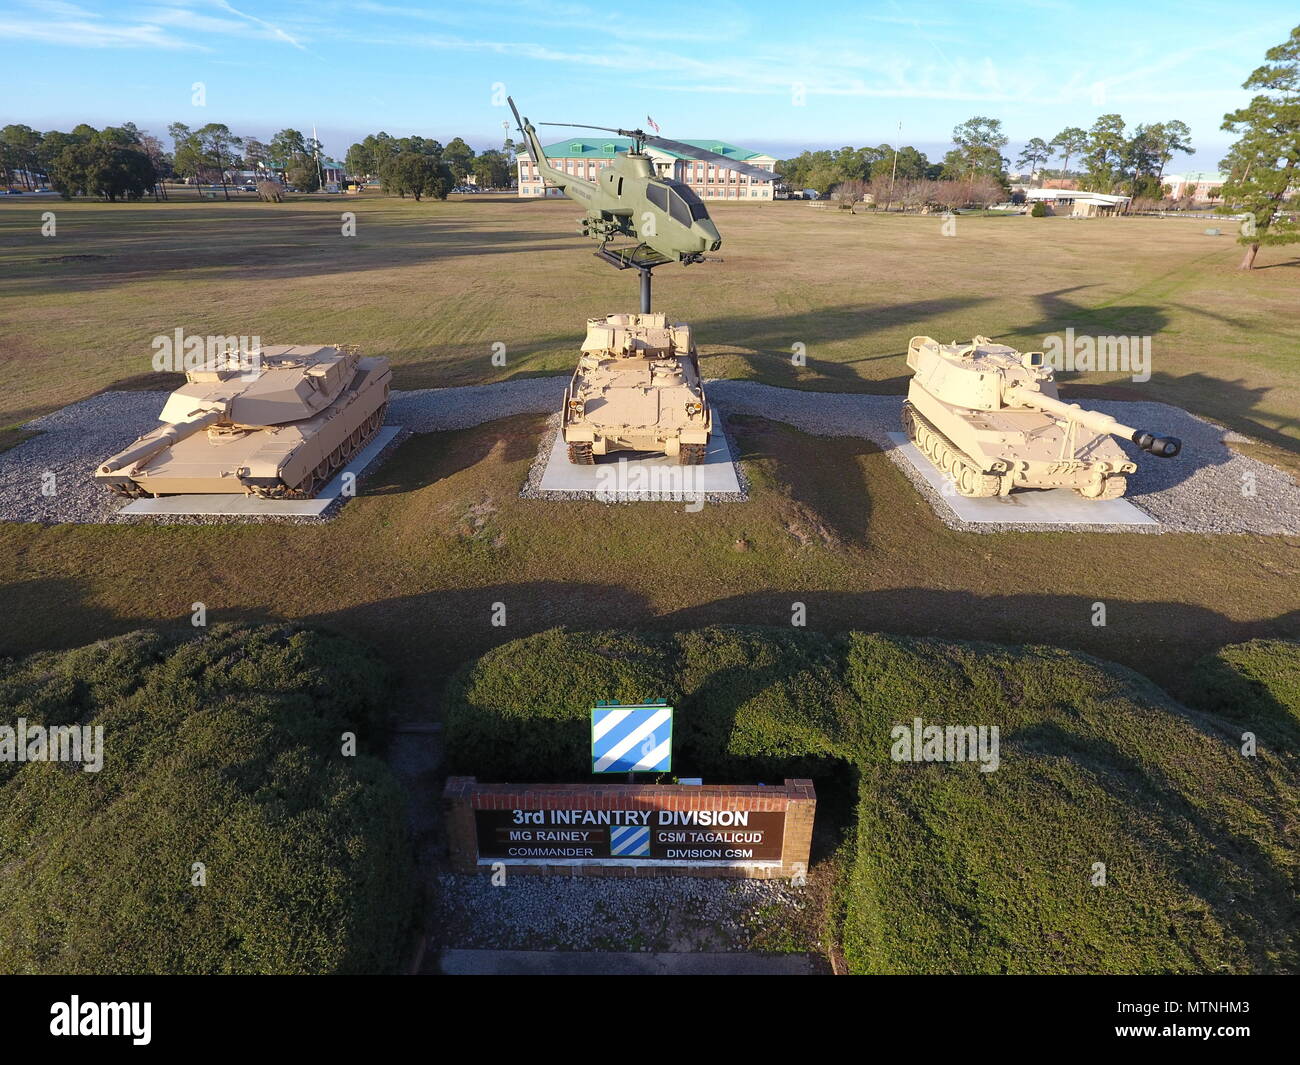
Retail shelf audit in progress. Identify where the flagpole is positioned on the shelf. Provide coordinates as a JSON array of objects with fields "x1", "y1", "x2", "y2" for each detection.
[{"x1": 885, "y1": 121, "x2": 902, "y2": 213}]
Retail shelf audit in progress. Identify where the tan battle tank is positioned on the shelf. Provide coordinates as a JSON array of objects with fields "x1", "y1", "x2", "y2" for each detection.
[
  {"x1": 563, "y1": 312, "x2": 711, "y2": 464},
  {"x1": 96, "y1": 344, "x2": 391, "y2": 498},
  {"x1": 902, "y1": 335, "x2": 1180, "y2": 500}
]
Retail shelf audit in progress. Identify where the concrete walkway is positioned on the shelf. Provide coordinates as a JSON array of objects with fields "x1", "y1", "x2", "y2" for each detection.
[{"x1": 436, "y1": 949, "x2": 828, "y2": 975}]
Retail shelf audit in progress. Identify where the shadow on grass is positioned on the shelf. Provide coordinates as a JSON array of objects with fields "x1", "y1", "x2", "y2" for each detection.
[{"x1": 1, "y1": 205, "x2": 588, "y2": 296}]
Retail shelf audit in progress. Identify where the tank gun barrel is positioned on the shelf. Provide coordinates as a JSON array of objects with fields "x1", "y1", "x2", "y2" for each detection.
[
  {"x1": 1004, "y1": 386, "x2": 1181, "y2": 457},
  {"x1": 98, "y1": 408, "x2": 225, "y2": 475}
]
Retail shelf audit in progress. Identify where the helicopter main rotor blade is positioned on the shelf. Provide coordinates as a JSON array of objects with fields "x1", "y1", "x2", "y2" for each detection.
[
  {"x1": 643, "y1": 135, "x2": 777, "y2": 181},
  {"x1": 538, "y1": 122, "x2": 629, "y2": 136}
]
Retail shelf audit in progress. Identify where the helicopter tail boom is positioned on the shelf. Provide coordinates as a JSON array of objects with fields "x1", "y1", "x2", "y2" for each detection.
[{"x1": 508, "y1": 96, "x2": 597, "y2": 202}]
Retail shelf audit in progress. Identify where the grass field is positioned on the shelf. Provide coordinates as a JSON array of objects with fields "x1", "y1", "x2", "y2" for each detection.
[
  {"x1": 1, "y1": 413, "x2": 1296, "y2": 698},
  {"x1": 2, "y1": 193, "x2": 1299, "y2": 457},
  {"x1": 0, "y1": 194, "x2": 1297, "y2": 696}
]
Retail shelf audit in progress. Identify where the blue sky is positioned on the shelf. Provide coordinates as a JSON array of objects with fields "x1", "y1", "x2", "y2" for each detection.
[{"x1": 2, "y1": 0, "x2": 1294, "y2": 172}]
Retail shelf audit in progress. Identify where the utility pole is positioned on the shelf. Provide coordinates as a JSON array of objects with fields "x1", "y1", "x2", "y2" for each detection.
[
  {"x1": 886, "y1": 121, "x2": 901, "y2": 212},
  {"x1": 313, "y1": 123, "x2": 324, "y2": 190}
]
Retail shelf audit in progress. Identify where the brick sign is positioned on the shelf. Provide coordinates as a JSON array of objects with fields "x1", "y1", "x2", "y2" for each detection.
[{"x1": 444, "y1": 778, "x2": 816, "y2": 880}]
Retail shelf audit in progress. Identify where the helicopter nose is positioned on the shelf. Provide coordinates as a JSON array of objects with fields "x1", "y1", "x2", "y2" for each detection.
[{"x1": 698, "y1": 219, "x2": 721, "y2": 252}]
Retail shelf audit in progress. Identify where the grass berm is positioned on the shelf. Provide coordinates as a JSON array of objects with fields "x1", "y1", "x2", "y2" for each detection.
[{"x1": 446, "y1": 624, "x2": 1300, "y2": 974}]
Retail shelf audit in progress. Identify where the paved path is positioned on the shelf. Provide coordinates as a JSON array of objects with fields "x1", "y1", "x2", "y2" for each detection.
[{"x1": 435, "y1": 948, "x2": 828, "y2": 975}]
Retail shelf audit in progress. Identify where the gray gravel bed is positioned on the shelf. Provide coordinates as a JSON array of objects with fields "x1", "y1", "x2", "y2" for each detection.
[
  {"x1": 3, "y1": 379, "x2": 1297, "y2": 534},
  {"x1": 430, "y1": 872, "x2": 810, "y2": 952},
  {"x1": 390, "y1": 376, "x2": 565, "y2": 432},
  {"x1": 0, "y1": 390, "x2": 167, "y2": 526}
]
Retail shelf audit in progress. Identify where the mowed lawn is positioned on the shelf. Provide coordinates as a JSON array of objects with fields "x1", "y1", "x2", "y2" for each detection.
[
  {"x1": 0, "y1": 414, "x2": 1296, "y2": 704},
  {"x1": 0, "y1": 193, "x2": 1297, "y2": 700},
  {"x1": 1, "y1": 193, "x2": 1298, "y2": 455}
]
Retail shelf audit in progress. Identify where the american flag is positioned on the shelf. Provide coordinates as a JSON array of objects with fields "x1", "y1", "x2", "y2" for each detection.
[{"x1": 646, "y1": 115, "x2": 660, "y2": 133}]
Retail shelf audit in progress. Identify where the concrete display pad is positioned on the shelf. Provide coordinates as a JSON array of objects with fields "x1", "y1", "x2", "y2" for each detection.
[
  {"x1": 118, "y1": 426, "x2": 402, "y2": 518},
  {"x1": 536, "y1": 431, "x2": 742, "y2": 498},
  {"x1": 886, "y1": 433, "x2": 1159, "y2": 526}
]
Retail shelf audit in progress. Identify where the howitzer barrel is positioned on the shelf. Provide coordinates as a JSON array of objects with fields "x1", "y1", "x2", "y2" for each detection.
[
  {"x1": 1005, "y1": 386, "x2": 1181, "y2": 457},
  {"x1": 99, "y1": 409, "x2": 224, "y2": 474}
]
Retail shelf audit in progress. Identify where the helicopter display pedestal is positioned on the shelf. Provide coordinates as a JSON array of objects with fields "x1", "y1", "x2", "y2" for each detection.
[
  {"x1": 535, "y1": 431, "x2": 742, "y2": 499},
  {"x1": 886, "y1": 432, "x2": 1159, "y2": 527}
]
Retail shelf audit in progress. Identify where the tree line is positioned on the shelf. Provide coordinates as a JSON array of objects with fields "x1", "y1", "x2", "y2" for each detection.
[
  {"x1": 776, "y1": 113, "x2": 1195, "y2": 204},
  {"x1": 0, "y1": 121, "x2": 518, "y2": 202},
  {"x1": 0, "y1": 122, "x2": 165, "y2": 201}
]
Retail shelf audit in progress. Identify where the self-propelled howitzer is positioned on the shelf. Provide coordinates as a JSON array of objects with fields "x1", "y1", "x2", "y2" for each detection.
[{"x1": 901, "y1": 335, "x2": 1181, "y2": 500}]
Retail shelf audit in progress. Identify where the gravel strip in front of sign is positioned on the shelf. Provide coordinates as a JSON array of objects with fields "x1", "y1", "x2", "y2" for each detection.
[{"x1": 430, "y1": 871, "x2": 812, "y2": 952}]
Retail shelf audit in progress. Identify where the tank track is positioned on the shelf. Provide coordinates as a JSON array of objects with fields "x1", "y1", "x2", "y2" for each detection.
[
  {"x1": 901, "y1": 402, "x2": 1005, "y2": 498},
  {"x1": 1079, "y1": 474, "x2": 1128, "y2": 501},
  {"x1": 567, "y1": 441, "x2": 595, "y2": 465},
  {"x1": 279, "y1": 402, "x2": 388, "y2": 500},
  {"x1": 678, "y1": 443, "x2": 706, "y2": 466}
]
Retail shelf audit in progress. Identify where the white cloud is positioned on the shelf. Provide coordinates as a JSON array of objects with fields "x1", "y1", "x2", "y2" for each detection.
[{"x1": 0, "y1": 15, "x2": 201, "y2": 49}]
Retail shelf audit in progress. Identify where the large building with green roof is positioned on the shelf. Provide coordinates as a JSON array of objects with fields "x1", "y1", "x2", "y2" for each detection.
[{"x1": 518, "y1": 137, "x2": 776, "y2": 201}]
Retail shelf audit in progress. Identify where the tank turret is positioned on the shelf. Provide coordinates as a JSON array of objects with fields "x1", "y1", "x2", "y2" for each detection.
[
  {"x1": 96, "y1": 344, "x2": 391, "y2": 498},
  {"x1": 901, "y1": 335, "x2": 1181, "y2": 500}
]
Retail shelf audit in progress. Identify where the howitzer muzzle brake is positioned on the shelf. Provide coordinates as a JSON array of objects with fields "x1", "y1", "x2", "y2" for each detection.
[{"x1": 1131, "y1": 431, "x2": 1181, "y2": 458}]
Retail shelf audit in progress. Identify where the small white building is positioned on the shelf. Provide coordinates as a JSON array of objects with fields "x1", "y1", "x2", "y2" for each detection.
[{"x1": 1024, "y1": 188, "x2": 1130, "y2": 216}]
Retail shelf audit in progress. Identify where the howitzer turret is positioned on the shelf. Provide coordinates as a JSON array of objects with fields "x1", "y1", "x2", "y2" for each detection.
[{"x1": 901, "y1": 335, "x2": 1181, "y2": 500}]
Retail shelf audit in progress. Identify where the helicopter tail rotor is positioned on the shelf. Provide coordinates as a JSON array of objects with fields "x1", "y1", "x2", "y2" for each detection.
[{"x1": 506, "y1": 96, "x2": 527, "y2": 137}]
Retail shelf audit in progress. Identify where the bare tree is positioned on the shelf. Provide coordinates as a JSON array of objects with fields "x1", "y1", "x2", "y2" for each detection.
[{"x1": 833, "y1": 178, "x2": 867, "y2": 212}]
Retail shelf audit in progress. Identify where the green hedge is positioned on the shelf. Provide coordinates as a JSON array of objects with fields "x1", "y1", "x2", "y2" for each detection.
[
  {"x1": 444, "y1": 626, "x2": 851, "y2": 781},
  {"x1": 1184, "y1": 639, "x2": 1300, "y2": 740},
  {"x1": 0, "y1": 624, "x2": 414, "y2": 975},
  {"x1": 444, "y1": 625, "x2": 1300, "y2": 974}
]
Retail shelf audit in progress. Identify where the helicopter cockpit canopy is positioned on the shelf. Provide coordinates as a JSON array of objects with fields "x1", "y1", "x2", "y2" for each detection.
[{"x1": 646, "y1": 179, "x2": 710, "y2": 225}]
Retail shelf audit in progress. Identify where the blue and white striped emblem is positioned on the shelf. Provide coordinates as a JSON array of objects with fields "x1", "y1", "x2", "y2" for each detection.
[
  {"x1": 591, "y1": 703, "x2": 673, "y2": 773},
  {"x1": 609, "y1": 825, "x2": 651, "y2": 857}
]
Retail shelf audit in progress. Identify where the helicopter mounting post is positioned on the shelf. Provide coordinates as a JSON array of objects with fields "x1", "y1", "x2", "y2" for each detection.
[{"x1": 593, "y1": 243, "x2": 677, "y2": 314}]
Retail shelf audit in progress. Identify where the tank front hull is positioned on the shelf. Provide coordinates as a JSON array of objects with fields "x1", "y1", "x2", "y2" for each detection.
[{"x1": 563, "y1": 353, "x2": 711, "y2": 460}]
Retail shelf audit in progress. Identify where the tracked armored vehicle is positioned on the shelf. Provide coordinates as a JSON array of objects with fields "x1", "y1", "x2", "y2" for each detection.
[
  {"x1": 96, "y1": 344, "x2": 391, "y2": 498},
  {"x1": 902, "y1": 335, "x2": 1181, "y2": 500},
  {"x1": 562, "y1": 313, "x2": 711, "y2": 465}
]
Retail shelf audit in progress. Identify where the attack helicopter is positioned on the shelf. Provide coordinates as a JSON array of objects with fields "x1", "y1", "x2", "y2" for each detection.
[{"x1": 507, "y1": 96, "x2": 777, "y2": 275}]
